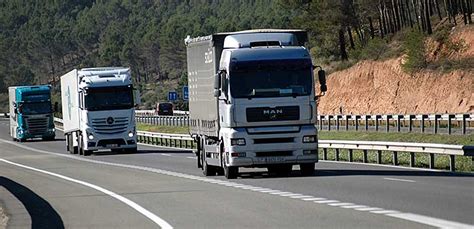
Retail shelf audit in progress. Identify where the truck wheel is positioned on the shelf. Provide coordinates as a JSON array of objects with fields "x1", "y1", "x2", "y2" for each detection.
[
  {"x1": 223, "y1": 161, "x2": 238, "y2": 179},
  {"x1": 300, "y1": 163, "x2": 315, "y2": 176},
  {"x1": 203, "y1": 161, "x2": 216, "y2": 176},
  {"x1": 42, "y1": 136, "x2": 55, "y2": 141},
  {"x1": 83, "y1": 150, "x2": 92, "y2": 156}
]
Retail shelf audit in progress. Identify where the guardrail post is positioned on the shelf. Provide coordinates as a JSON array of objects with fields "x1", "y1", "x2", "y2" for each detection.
[
  {"x1": 434, "y1": 115, "x2": 439, "y2": 134},
  {"x1": 409, "y1": 152, "x2": 415, "y2": 167},
  {"x1": 323, "y1": 148, "x2": 328, "y2": 160},
  {"x1": 345, "y1": 115, "x2": 349, "y2": 131},
  {"x1": 429, "y1": 153, "x2": 435, "y2": 169},
  {"x1": 448, "y1": 115, "x2": 452, "y2": 135},
  {"x1": 363, "y1": 150, "x2": 368, "y2": 163},
  {"x1": 335, "y1": 149, "x2": 340, "y2": 161},
  {"x1": 449, "y1": 155, "x2": 456, "y2": 172},
  {"x1": 386, "y1": 115, "x2": 392, "y2": 133},
  {"x1": 409, "y1": 115, "x2": 414, "y2": 132},
  {"x1": 375, "y1": 115, "x2": 380, "y2": 131},
  {"x1": 462, "y1": 114, "x2": 467, "y2": 135},
  {"x1": 365, "y1": 115, "x2": 370, "y2": 131},
  {"x1": 421, "y1": 115, "x2": 426, "y2": 133},
  {"x1": 397, "y1": 115, "x2": 402, "y2": 132},
  {"x1": 377, "y1": 150, "x2": 382, "y2": 164},
  {"x1": 393, "y1": 151, "x2": 398, "y2": 165},
  {"x1": 348, "y1": 149, "x2": 353, "y2": 162},
  {"x1": 328, "y1": 115, "x2": 332, "y2": 131},
  {"x1": 319, "y1": 115, "x2": 323, "y2": 130},
  {"x1": 336, "y1": 115, "x2": 340, "y2": 130},
  {"x1": 355, "y1": 115, "x2": 360, "y2": 131}
]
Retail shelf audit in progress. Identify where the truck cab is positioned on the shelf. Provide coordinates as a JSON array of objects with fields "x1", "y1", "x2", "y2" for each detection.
[{"x1": 9, "y1": 85, "x2": 56, "y2": 142}]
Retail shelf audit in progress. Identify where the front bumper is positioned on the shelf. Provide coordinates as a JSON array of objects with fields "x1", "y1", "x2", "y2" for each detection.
[
  {"x1": 223, "y1": 125, "x2": 318, "y2": 167},
  {"x1": 82, "y1": 131, "x2": 137, "y2": 151}
]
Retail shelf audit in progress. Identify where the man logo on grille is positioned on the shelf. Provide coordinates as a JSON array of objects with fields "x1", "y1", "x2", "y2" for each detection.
[{"x1": 107, "y1": 117, "x2": 114, "y2": 124}]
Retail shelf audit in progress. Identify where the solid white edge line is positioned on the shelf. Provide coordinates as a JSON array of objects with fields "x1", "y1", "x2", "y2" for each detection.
[
  {"x1": 0, "y1": 158, "x2": 173, "y2": 229},
  {"x1": 383, "y1": 178, "x2": 416, "y2": 183},
  {"x1": 387, "y1": 213, "x2": 474, "y2": 229}
]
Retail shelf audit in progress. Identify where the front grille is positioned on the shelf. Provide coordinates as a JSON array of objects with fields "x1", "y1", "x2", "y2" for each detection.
[
  {"x1": 254, "y1": 138, "x2": 294, "y2": 144},
  {"x1": 247, "y1": 106, "x2": 299, "y2": 122},
  {"x1": 91, "y1": 117, "x2": 128, "y2": 134},
  {"x1": 255, "y1": 151, "x2": 293, "y2": 157},
  {"x1": 25, "y1": 117, "x2": 48, "y2": 134}
]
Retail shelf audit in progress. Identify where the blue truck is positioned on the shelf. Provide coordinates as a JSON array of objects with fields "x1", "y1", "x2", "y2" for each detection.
[{"x1": 9, "y1": 85, "x2": 57, "y2": 142}]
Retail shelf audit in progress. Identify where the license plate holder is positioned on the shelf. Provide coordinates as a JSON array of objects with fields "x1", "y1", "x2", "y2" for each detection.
[
  {"x1": 107, "y1": 144, "x2": 119, "y2": 148},
  {"x1": 254, "y1": 157, "x2": 285, "y2": 164}
]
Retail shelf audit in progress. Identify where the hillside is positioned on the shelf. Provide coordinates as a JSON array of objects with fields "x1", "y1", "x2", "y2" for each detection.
[{"x1": 318, "y1": 24, "x2": 473, "y2": 115}]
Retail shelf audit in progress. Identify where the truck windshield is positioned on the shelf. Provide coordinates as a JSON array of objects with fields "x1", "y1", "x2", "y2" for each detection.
[
  {"x1": 85, "y1": 86, "x2": 133, "y2": 111},
  {"x1": 21, "y1": 102, "x2": 52, "y2": 115},
  {"x1": 229, "y1": 59, "x2": 313, "y2": 98}
]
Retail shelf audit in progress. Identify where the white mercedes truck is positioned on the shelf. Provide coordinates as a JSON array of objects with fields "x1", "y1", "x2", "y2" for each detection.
[
  {"x1": 60, "y1": 67, "x2": 140, "y2": 156},
  {"x1": 185, "y1": 29, "x2": 327, "y2": 179}
]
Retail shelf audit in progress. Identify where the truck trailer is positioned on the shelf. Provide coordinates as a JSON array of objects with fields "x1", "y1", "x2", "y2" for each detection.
[
  {"x1": 9, "y1": 85, "x2": 56, "y2": 142},
  {"x1": 185, "y1": 29, "x2": 327, "y2": 179},
  {"x1": 60, "y1": 67, "x2": 140, "y2": 156}
]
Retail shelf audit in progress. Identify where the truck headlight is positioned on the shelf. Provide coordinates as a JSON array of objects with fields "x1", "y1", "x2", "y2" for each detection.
[
  {"x1": 88, "y1": 134, "x2": 94, "y2": 140},
  {"x1": 231, "y1": 138, "x2": 246, "y2": 146},
  {"x1": 303, "y1": 135, "x2": 317, "y2": 143},
  {"x1": 128, "y1": 131, "x2": 134, "y2": 138}
]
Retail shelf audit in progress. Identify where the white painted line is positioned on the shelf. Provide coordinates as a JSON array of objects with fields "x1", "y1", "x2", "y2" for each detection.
[
  {"x1": 328, "y1": 203, "x2": 353, "y2": 207},
  {"x1": 302, "y1": 197, "x2": 326, "y2": 201},
  {"x1": 371, "y1": 210, "x2": 400, "y2": 214},
  {"x1": 322, "y1": 160, "x2": 448, "y2": 173},
  {"x1": 341, "y1": 205, "x2": 368, "y2": 209},
  {"x1": 356, "y1": 207, "x2": 384, "y2": 211},
  {"x1": 289, "y1": 195, "x2": 313, "y2": 199},
  {"x1": 315, "y1": 200, "x2": 339, "y2": 204},
  {"x1": 387, "y1": 213, "x2": 473, "y2": 229},
  {"x1": 270, "y1": 191, "x2": 292, "y2": 195},
  {"x1": 2, "y1": 138, "x2": 472, "y2": 229},
  {"x1": 279, "y1": 193, "x2": 300, "y2": 197},
  {"x1": 161, "y1": 153, "x2": 172, "y2": 157},
  {"x1": 185, "y1": 157, "x2": 195, "y2": 159},
  {"x1": 0, "y1": 158, "x2": 173, "y2": 229},
  {"x1": 384, "y1": 178, "x2": 416, "y2": 183}
]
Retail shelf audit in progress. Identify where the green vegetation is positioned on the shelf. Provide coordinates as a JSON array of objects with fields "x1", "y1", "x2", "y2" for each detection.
[{"x1": 137, "y1": 123, "x2": 189, "y2": 135}]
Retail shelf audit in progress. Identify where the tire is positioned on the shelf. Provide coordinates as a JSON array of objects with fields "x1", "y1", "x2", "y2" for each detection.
[
  {"x1": 125, "y1": 147, "x2": 137, "y2": 154},
  {"x1": 223, "y1": 162, "x2": 238, "y2": 179},
  {"x1": 83, "y1": 150, "x2": 92, "y2": 156},
  {"x1": 300, "y1": 163, "x2": 315, "y2": 176},
  {"x1": 42, "y1": 136, "x2": 55, "y2": 141},
  {"x1": 196, "y1": 138, "x2": 202, "y2": 168}
]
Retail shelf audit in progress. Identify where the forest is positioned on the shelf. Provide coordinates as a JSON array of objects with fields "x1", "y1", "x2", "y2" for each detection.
[{"x1": 0, "y1": 0, "x2": 472, "y2": 110}]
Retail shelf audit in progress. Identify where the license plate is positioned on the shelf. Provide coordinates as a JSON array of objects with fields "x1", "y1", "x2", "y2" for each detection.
[
  {"x1": 107, "y1": 144, "x2": 118, "y2": 148},
  {"x1": 254, "y1": 157, "x2": 285, "y2": 164}
]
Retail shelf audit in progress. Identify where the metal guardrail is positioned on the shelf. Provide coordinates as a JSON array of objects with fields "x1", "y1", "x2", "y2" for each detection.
[
  {"x1": 52, "y1": 117, "x2": 473, "y2": 172},
  {"x1": 135, "y1": 116, "x2": 189, "y2": 126},
  {"x1": 318, "y1": 114, "x2": 473, "y2": 135},
  {"x1": 136, "y1": 110, "x2": 189, "y2": 116}
]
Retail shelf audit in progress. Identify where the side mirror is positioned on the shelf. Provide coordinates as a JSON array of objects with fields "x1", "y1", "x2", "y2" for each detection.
[
  {"x1": 318, "y1": 69, "x2": 327, "y2": 93},
  {"x1": 133, "y1": 89, "x2": 141, "y2": 106},
  {"x1": 54, "y1": 102, "x2": 59, "y2": 113}
]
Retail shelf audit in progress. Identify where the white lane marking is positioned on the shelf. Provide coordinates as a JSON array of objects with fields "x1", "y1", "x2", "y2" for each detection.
[
  {"x1": 186, "y1": 157, "x2": 195, "y2": 159},
  {"x1": 322, "y1": 160, "x2": 448, "y2": 173},
  {"x1": 0, "y1": 158, "x2": 173, "y2": 229},
  {"x1": 302, "y1": 197, "x2": 326, "y2": 201},
  {"x1": 290, "y1": 195, "x2": 313, "y2": 199},
  {"x1": 387, "y1": 213, "x2": 474, "y2": 229},
  {"x1": 356, "y1": 207, "x2": 384, "y2": 211},
  {"x1": 328, "y1": 203, "x2": 353, "y2": 207},
  {"x1": 384, "y1": 178, "x2": 416, "y2": 183},
  {"x1": 315, "y1": 200, "x2": 339, "y2": 204},
  {"x1": 161, "y1": 153, "x2": 172, "y2": 157},
  {"x1": 2, "y1": 139, "x2": 473, "y2": 229}
]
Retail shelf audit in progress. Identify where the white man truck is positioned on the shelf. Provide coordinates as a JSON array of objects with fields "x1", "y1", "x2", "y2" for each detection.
[
  {"x1": 60, "y1": 67, "x2": 140, "y2": 156},
  {"x1": 185, "y1": 29, "x2": 327, "y2": 179}
]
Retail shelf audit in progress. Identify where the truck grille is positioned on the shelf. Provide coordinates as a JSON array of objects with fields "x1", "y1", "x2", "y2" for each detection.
[
  {"x1": 247, "y1": 106, "x2": 299, "y2": 122},
  {"x1": 254, "y1": 138, "x2": 294, "y2": 144},
  {"x1": 26, "y1": 117, "x2": 48, "y2": 135},
  {"x1": 255, "y1": 151, "x2": 293, "y2": 157},
  {"x1": 91, "y1": 117, "x2": 128, "y2": 134}
]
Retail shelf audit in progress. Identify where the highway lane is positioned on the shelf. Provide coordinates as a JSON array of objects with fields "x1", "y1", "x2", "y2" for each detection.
[{"x1": 0, "y1": 119, "x2": 472, "y2": 228}]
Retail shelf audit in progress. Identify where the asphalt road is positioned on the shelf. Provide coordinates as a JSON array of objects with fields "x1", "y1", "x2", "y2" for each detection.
[{"x1": 0, "y1": 119, "x2": 472, "y2": 228}]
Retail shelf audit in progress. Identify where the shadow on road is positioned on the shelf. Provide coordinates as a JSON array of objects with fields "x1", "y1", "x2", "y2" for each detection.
[{"x1": 0, "y1": 177, "x2": 64, "y2": 229}]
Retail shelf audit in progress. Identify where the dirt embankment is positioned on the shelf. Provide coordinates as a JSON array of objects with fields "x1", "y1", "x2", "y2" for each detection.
[{"x1": 318, "y1": 26, "x2": 473, "y2": 115}]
